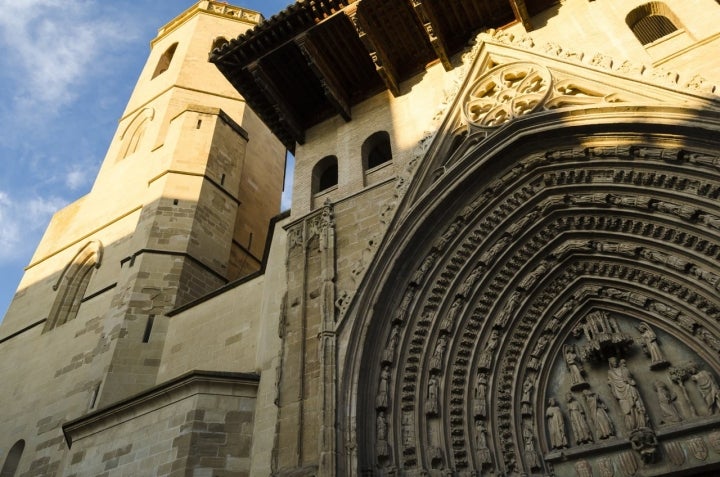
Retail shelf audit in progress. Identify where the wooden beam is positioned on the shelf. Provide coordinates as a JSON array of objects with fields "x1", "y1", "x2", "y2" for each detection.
[
  {"x1": 508, "y1": 0, "x2": 533, "y2": 31},
  {"x1": 345, "y1": 6, "x2": 401, "y2": 96},
  {"x1": 410, "y1": 0, "x2": 453, "y2": 70},
  {"x1": 295, "y1": 33, "x2": 352, "y2": 122},
  {"x1": 247, "y1": 62, "x2": 306, "y2": 145}
]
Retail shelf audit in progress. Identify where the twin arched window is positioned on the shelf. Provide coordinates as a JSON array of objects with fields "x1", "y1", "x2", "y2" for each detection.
[{"x1": 626, "y1": 2, "x2": 680, "y2": 45}]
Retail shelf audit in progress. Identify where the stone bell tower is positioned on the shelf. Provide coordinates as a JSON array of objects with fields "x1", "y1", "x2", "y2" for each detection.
[{"x1": 0, "y1": 1, "x2": 285, "y2": 468}]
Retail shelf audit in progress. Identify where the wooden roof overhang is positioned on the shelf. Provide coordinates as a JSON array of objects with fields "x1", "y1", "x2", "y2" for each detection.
[{"x1": 210, "y1": 0, "x2": 556, "y2": 151}]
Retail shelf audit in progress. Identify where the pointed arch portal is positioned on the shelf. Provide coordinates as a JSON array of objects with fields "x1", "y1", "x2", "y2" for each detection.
[{"x1": 342, "y1": 101, "x2": 720, "y2": 476}]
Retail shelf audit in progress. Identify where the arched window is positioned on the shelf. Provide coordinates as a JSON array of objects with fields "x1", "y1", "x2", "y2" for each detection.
[
  {"x1": 626, "y1": 2, "x2": 680, "y2": 45},
  {"x1": 44, "y1": 241, "x2": 103, "y2": 332},
  {"x1": 0, "y1": 440, "x2": 25, "y2": 477},
  {"x1": 152, "y1": 42, "x2": 178, "y2": 79},
  {"x1": 118, "y1": 108, "x2": 154, "y2": 160},
  {"x1": 362, "y1": 131, "x2": 392, "y2": 171},
  {"x1": 312, "y1": 155, "x2": 339, "y2": 194}
]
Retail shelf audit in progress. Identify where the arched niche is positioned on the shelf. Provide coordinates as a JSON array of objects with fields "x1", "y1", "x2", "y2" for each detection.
[
  {"x1": 0, "y1": 440, "x2": 24, "y2": 477},
  {"x1": 340, "y1": 105, "x2": 720, "y2": 476}
]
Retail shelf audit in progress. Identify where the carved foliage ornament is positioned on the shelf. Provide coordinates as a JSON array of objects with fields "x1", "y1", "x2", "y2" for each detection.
[{"x1": 463, "y1": 61, "x2": 627, "y2": 130}]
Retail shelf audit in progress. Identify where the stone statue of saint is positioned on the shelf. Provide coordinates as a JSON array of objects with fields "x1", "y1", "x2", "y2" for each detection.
[
  {"x1": 429, "y1": 336, "x2": 447, "y2": 372},
  {"x1": 607, "y1": 357, "x2": 648, "y2": 431},
  {"x1": 381, "y1": 325, "x2": 400, "y2": 364},
  {"x1": 689, "y1": 364, "x2": 720, "y2": 414},
  {"x1": 475, "y1": 420, "x2": 492, "y2": 465},
  {"x1": 376, "y1": 411, "x2": 389, "y2": 458},
  {"x1": 478, "y1": 329, "x2": 499, "y2": 370},
  {"x1": 567, "y1": 393, "x2": 593, "y2": 444},
  {"x1": 521, "y1": 376, "x2": 533, "y2": 416},
  {"x1": 637, "y1": 322, "x2": 668, "y2": 369},
  {"x1": 583, "y1": 390, "x2": 614, "y2": 439},
  {"x1": 522, "y1": 424, "x2": 542, "y2": 470},
  {"x1": 426, "y1": 376, "x2": 439, "y2": 416},
  {"x1": 473, "y1": 372, "x2": 488, "y2": 418},
  {"x1": 653, "y1": 380, "x2": 682, "y2": 424},
  {"x1": 546, "y1": 397, "x2": 568, "y2": 450},
  {"x1": 376, "y1": 366, "x2": 390, "y2": 410}
]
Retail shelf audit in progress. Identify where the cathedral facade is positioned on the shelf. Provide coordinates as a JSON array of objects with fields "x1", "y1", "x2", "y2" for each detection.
[{"x1": 2, "y1": 1, "x2": 720, "y2": 476}]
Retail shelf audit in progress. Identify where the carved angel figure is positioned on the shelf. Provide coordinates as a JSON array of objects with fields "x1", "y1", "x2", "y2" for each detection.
[
  {"x1": 564, "y1": 344, "x2": 588, "y2": 390},
  {"x1": 636, "y1": 322, "x2": 668, "y2": 369}
]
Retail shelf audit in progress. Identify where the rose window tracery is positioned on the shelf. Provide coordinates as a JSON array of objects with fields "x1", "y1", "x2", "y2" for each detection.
[{"x1": 463, "y1": 62, "x2": 552, "y2": 128}]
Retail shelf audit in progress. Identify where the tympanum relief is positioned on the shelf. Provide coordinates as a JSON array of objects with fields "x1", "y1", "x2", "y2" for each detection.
[{"x1": 544, "y1": 309, "x2": 720, "y2": 474}]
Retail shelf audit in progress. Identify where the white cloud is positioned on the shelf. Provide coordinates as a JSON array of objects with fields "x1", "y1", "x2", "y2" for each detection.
[
  {"x1": 0, "y1": 0, "x2": 129, "y2": 114},
  {"x1": 65, "y1": 166, "x2": 88, "y2": 191},
  {"x1": 0, "y1": 190, "x2": 65, "y2": 263}
]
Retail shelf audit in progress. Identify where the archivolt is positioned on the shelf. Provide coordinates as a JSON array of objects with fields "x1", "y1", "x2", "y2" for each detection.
[{"x1": 341, "y1": 107, "x2": 720, "y2": 475}]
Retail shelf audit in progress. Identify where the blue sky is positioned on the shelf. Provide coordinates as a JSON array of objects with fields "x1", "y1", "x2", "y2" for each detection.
[{"x1": 0, "y1": 0, "x2": 294, "y2": 319}]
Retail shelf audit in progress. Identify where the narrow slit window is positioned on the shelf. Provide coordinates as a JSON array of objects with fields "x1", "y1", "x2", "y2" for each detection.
[{"x1": 143, "y1": 315, "x2": 155, "y2": 343}]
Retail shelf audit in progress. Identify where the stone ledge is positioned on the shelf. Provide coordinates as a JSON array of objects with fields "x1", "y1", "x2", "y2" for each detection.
[{"x1": 62, "y1": 370, "x2": 259, "y2": 448}]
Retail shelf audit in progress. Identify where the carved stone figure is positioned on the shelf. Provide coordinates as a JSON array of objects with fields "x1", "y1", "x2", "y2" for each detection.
[
  {"x1": 392, "y1": 287, "x2": 415, "y2": 323},
  {"x1": 376, "y1": 411, "x2": 389, "y2": 458},
  {"x1": 475, "y1": 420, "x2": 492, "y2": 467},
  {"x1": 410, "y1": 252, "x2": 438, "y2": 286},
  {"x1": 697, "y1": 327, "x2": 720, "y2": 352},
  {"x1": 689, "y1": 364, "x2": 720, "y2": 415},
  {"x1": 683, "y1": 150, "x2": 720, "y2": 169},
  {"x1": 440, "y1": 298, "x2": 463, "y2": 334},
  {"x1": 698, "y1": 213, "x2": 720, "y2": 230},
  {"x1": 522, "y1": 423, "x2": 542, "y2": 470},
  {"x1": 521, "y1": 376, "x2": 533, "y2": 416},
  {"x1": 478, "y1": 329, "x2": 499, "y2": 370},
  {"x1": 434, "y1": 221, "x2": 462, "y2": 252},
  {"x1": 591, "y1": 240, "x2": 638, "y2": 256},
  {"x1": 669, "y1": 366, "x2": 699, "y2": 418},
  {"x1": 552, "y1": 239, "x2": 593, "y2": 259},
  {"x1": 429, "y1": 336, "x2": 447, "y2": 373},
  {"x1": 583, "y1": 390, "x2": 614, "y2": 439},
  {"x1": 648, "y1": 300, "x2": 681, "y2": 320},
  {"x1": 651, "y1": 200, "x2": 697, "y2": 220},
  {"x1": 638, "y1": 248, "x2": 690, "y2": 272},
  {"x1": 426, "y1": 376, "x2": 439, "y2": 416},
  {"x1": 565, "y1": 344, "x2": 589, "y2": 390},
  {"x1": 607, "y1": 357, "x2": 648, "y2": 431},
  {"x1": 567, "y1": 393, "x2": 593, "y2": 444},
  {"x1": 458, "y1": 265, "x2": 484, "y2": 297},
  {"x1": 376, "y1": 366, "x2": 391, "y2": 410},
  {"x1": 505, "y1": 210, "x2": 539, "y2": 237},
  {"x1": 381, "y1": 325, "x2": 400, "y2": 364},
  {"x1": 653, "y1": 380, "x2": 682, "y2": 424},
  {"x1": 567, "y1": 193, "x2": 609, "y2": 206},
  {"x1": 689, "y1": 265, "x2": 720, "y2": 290},
  {"x1": 496, "y1": 292, "x2": 520, "y2": 329},
  {"x1": 518, "y1": 261, "x2": 549, "y2": 291},
  {"x1": 546, "y1": 397, "x2": 568, "y2": 450},
  {"x1": 629, "y1": 427, "x2": 659, "y2": 464},
  {"x1": 473, "y1": 372, "x2": 488, "y2": 418},
  {"x1": 607, "y1": 194, "x2": 651, "y2": 209},
  {"x1": 479, "y1": 237, "x2": 509, "y2": 265},
  {"x1": 636, "y1": 322, "x2": 668, "y2": 369}
]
